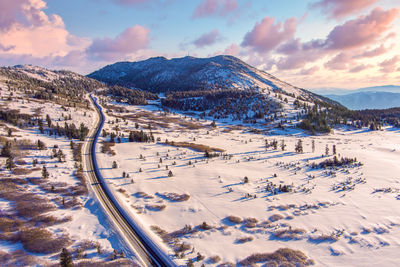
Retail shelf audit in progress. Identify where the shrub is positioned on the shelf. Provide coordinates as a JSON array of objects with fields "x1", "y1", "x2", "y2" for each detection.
[
  {"x1": 12, "y1": 168, "x2": 32, "y2": 175},
  {"x1": 0, "y1": 216, "x2": 24, "y2": 233},
  {"x1": 236, "y1": 236, "x2": 254, "y2": 244},
  {"x1": 16, "y1": 227, "x2": 72, "y2": 254},
  {"x1": 157, "y1": 192, "x2": 190, "y2": 202},
  {"x1": 273, "y1": 228, "x2": 306, "y2": 240},
  {"x1": 239, "y1": 248, "x2": 313, "y2": 266},
  {"x1": 0, "y1": 250, "x2": 40, "y2": 266},
  {"x1": 226, "y1": 215, "x2": 243, "y2": 224},
  {"x1": 15, "y1": 193, "x2": 56, "y2": 218},
  {"x1": 145, "y1": 204, "x2": 166, "y2": 211},
  {"x1": 207, "y1": 255, "x2": 221, "y2": 264},
  {"x1": 269, "y1": 214, "x2": 284, "y2": 222}
]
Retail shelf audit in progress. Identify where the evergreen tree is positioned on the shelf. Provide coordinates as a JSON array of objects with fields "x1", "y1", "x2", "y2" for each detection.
[
  {"x1": 332, "y1": 144, "x2": 337, "y2": 155},
  {"x1": 295, "y1": 139, "x2": 303, "y2": 153},
  {"x1": 37, "y1": 139, "x2": 46, "y2": 150},
  {"x1": 59, "y1": 248, "x2": 73, "y2": 267},
  {"x1": 312, "y1": 140, "x2": 315, "y2": 153},
  {"x1": 1, "y1": 141, "x2": 12, "y2": 157},
  {"x1": 280, "y1": 140, "x2": 286, "y2": 151},
  {"x1": 112, "y1": 161, "x2": 118, "y2": 168},
  {"x1": 325, "y1": 144, "x2": 329, "y2": 156},
  {"x1": 42, "y1": 166, "x2": 49, "y2": 179},
  {"x1": 46, "y1": 114, "x2": 52, "y2": 128},
  {"x1": 6, "y1": 156, "x2": 15, "y2": 170}
]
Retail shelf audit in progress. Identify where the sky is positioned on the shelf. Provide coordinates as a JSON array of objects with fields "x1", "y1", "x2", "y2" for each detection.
[{"x1": 0, "y1": 0, "x2": 399, "y2": 89}]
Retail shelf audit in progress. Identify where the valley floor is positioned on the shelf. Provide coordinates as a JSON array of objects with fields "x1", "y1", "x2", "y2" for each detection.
[{"x1": 97, "y1": 103, "x2": 400, "y2": 266}]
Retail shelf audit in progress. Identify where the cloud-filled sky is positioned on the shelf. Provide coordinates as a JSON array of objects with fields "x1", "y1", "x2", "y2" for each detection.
[{"x1": 0, "y1": 0, "x2": 399, "y2": 89}]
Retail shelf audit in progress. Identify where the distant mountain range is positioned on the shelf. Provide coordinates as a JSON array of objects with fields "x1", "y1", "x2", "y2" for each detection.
[{"x1": 311, "y1": 85, "x2": 400, "y2": 110}]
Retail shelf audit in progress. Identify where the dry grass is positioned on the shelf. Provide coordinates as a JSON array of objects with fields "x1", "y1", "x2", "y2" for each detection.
[
  {"x1": 207, "y1": 255, "x2": 221, "y2": 264},
  {"x1": 269, "y1": 214, "x2": 285, "y2": 222},
  {"x1": 226, "y1": 215, "x2": 243, "y2": 224},
  {"x1": 157, "y1": 192, "x2": 190, "y2": 202},
  {"x1": 0, "y1": 249, "x2": 40, "y2": 266},
  {"x1": 74, "y1": 258, "x2": 138, "y2": 267},
  {"x1": 0, "y1": 216, "x2": 24, "y2": 233},
  {"x1": 236, "y1": 236, "x2": 254, "y2": 244},
  {"x1": 101, "y1": 141, "x2": 116, "y2": 156},
  {"x1": 238, "y1": 248, "x2": 314, "y2": 266},
  {"x1": 15, "y1": 227, "x2": 72, "y2": 254},
  {"x1": 14, "y1": 193, "x2": 56, "y2": 218},
  {"x1": 164, "y1": 141, "x2": 225, "y2": 153},
  {"x1": 135, "y1": 191, "x2": 154, "y2": 199},
  {"x1": 273, "y1": 228, "x2": 306, "y2": 240},
  {"x1": 221, "y1": 125, "x2": 244, "y2": 133},
  {"x1": 145, "y1": 204, "x2": 166, "y2": 211},
  {"x1": 30, "y1": 214, "x2": 72, "y2": 227},
  {"x1": 309, "y1": 234, "x2": 339, "y2": 242},
  {"x1": 244, "y1": 217, "x2": 259, "y2": 228}
]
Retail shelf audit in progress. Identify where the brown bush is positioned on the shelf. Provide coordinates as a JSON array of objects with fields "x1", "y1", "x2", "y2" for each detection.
[
  {"x1": 273, "y1": 228, "x2": 306, "y2": 240},
  {"x1": 30, "y1": 214, "x2": 72, "y2": 227},
  {"x1": 207, "y1": 255, "x2": 221, "y2": 264},
  {"x1": 117, "y1": 188, "x2": 126, "y2": 194},
  {"x1": 269, "y1": 214, "x2": 284, "y2": 222},
  {"x1": 239, "y1": 248, "x2": 314, "y2": 266},
  {"x1": 15, "y1": 227, "x2": 72, "y2": 254},
  {"x1": 164, "y1": 141, "x2": 224, "y2": 153},
  {"x1": 226, "y1": 215, "x2": 243, "y2": 224},
  {"x1": 150, "y1": 225, "x2": 170, "y2": 242},
  {"x1": 236, "y1": 236, "x2": 254, "y2": 244},
  {"x1": 135, "y1": 191, "x2": 154, "y2": 199},
  {"x1": 101, "y1": 142, "x2": 116, "y2": 156},
  {"x1": 74, "y1": 258, "x2": 138, "y2": 267},
  {"x1": 145, "y1": 204, "x2": 166, "y2": 211},
  {"x1": 39, "y1": 181, "x2": 69, "y2": 194},
  {"x1": 62, "y1": 196, "x2": 83, "y2": 209},
  {"x1": 157, "y1": 192, "x2": 190, "y2": 202},
  {"x1": 309, "y1": 234, "x2": 339, "y2": 242},
  {"x1": 15, "y1": 159, "x2": 27, "y2": 166},
  {"x1": 0, "y1": 216, "x2": 24, "y2": 233},
  {"x1": 15, "y1": 193, "x2": 56, "y2": 218},
  {"x1": 0, "y1": 249, "x2": 40, "y2": 266}
]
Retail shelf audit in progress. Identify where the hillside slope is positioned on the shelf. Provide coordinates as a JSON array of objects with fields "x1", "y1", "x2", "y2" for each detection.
[{"x1": 88, "y1": 55, "x2": 312, "y2": 98}]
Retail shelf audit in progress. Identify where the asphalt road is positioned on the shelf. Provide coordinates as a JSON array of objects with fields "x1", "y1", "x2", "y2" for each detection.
[{"x1": 82, "y1": 95, "x2": 176, "y2": 267}]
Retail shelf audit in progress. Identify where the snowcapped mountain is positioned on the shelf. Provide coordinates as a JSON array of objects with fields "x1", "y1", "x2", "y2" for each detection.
[{"x1": 88, "y1": 55, "x2": 315, "y2": 100}]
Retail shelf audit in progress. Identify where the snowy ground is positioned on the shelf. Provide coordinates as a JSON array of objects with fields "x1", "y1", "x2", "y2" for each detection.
[
  {"x1": 96, "y1": 102, "x2": 400, "y2": 266},
  {"x1": 0, "y1": 86, "x2": 137, "y2": 266}
]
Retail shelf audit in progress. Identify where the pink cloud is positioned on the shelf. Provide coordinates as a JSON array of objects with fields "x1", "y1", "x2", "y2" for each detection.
[
  {"x1": 311, "y1": 0, "x2": 380, "y2": 19},
  {"x1": 192, "y1": 29, "x2": 221, "y2": 48},
  {"x1": 324, "y1": 52, "x2": 353, "y2": 70},
  {"x1": 87, "y1": 25, "x2": 150, "y2": 61},
  {"x1": 325, "y1": 7, "x2": 399, "y2": 50},
  {"x1": 379, "y1": 56, "x2": 399, "y2": 73},
  {"x1": 271, "y1": 7, "x2": 398, "y2": 71},
  {"x1": 223, "y1": 43, "x2": 240, "y2": 56},
  {"x1": 299, "y1": 66, "x2": 319, "y2": 75},
  {"x1": 192, "y1": 0, "x2": 238, "y2": 19},
  {"x1": 349, "y1": 64, "x2": 371, "y2": 73},
  {"x1": 354, "y1": 44, "x2": 389, "y2": 58},
  {"x1": 242, "y1": 16, "x2": 297, "y2": 53},
  {"x1": 0, "y1": 0, "x2": 90, "y2": 59}
]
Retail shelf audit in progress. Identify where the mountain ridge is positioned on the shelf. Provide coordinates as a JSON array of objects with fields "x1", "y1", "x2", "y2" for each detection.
[{"x1": 88, "y1": 55, "x2": 310, "y2": 98}]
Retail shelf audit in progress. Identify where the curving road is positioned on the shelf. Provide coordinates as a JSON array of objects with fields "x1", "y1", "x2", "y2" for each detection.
[{"x1": 82, "y1": 95, "x2": 176, "y2": 267}]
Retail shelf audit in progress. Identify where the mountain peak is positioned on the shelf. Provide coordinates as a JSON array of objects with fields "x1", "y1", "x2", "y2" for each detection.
[{"x1": 88, "y1": 55, "x2": 304, "y2": 97}]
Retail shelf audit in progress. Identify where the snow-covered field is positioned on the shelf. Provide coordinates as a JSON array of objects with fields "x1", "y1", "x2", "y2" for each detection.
[
  {"x1": 97, "y1": 102, "x2": 400, "y2": 266},
  {"x1": 0, "y1": 85, "x2": 137, "y2": 266}
]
